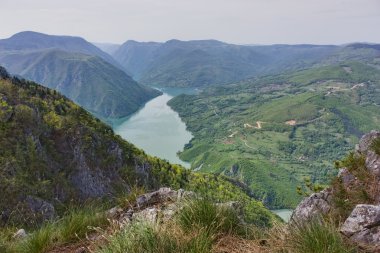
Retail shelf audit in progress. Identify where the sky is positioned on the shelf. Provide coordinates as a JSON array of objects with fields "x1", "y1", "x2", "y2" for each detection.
[{"x1": 0, "y1": 0, "x2": 379, "y2": 45}]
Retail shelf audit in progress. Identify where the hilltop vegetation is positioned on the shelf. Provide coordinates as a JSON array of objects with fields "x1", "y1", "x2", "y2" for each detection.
[
  {"x1": 0, "y1": 67, "x2": 274, "y2": 229},
  {"x1": 168, "y1": 61, "x2": 380, "y2": 208}
]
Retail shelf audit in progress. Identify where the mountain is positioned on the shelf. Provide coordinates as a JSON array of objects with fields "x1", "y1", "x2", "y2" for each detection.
[
  {"x1": 0, "y1": 49, "x2": 161, "y2": 118},
  {"x1": 113, "y1": 40, "x2": 163, "y2": 80},
  {"x1": 0, "y1": 66, "x2": 274, "y2": 227},
  {"x1": 112, "y1": 39, "x2": 340, "y2": 87},
  {"x1": 168, "y1": 61, "x2": 380, "y2": 208},
  {"x1": 0, "y1": 31, "x2": 122, "y2": 70},
  {"x1": 113, "y1": 40, "x2": 380, "y2": 88},
  {"x1": 93, "y1": 42, "x2": 120, "y2": 55}
]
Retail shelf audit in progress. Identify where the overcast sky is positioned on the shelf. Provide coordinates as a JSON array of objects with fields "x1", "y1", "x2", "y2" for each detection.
[{"x1": 0, "y1": 0, "x2": 379, "y2": 45}]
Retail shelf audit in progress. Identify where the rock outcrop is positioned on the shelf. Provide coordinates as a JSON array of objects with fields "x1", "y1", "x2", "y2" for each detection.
[
  {"x1": 106, "y1": 188, "x2": 195, "y2": 227},
  {"x1": 291, "y1": 189, "x2": 332, "y2": 222},
  {"x1": 341, "y1": 204, "x2": 380, "y2": 248},
  {"x1": 292, "y1": 131, "x2": 380, "y2": 249}
]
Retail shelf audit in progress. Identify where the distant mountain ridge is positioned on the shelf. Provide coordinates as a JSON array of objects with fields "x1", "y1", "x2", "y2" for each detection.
[
  {"x1": 0, "y1": 31, "x2": 123, "y2": 69},
  {"x1": 112, "y1": 39, "x2": 380, "y2": 87},
  {"x1": 0, "y1": 32, "x2": 161, "y2": 118}
]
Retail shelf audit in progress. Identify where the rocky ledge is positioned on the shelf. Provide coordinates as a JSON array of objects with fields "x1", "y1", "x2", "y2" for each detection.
[{"x1": 292, "y1": 130, "x2": 380, "y2": 250}]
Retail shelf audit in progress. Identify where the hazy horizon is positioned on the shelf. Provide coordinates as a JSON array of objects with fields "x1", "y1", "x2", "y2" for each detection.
[{"x1": 0, "y1": 0, "x2": 379, "y2": 45}]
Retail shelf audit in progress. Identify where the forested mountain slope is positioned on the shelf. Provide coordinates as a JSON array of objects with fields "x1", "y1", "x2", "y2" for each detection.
[
  {"x1": 0, "y1": 49, "x2": 160, "y2": 118},
  {"x1": 0, "y1": 67, "x2": 274, "y2": 227}
]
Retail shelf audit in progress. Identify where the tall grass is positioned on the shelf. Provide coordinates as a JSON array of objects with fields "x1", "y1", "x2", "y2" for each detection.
[
  {"x1": 286, "y1": 219, "x2": 357, "y2": 253},
  {"x1": 12, "y1": 206, "x2": 108, "y2": 253},
  {"x1": 96, "y1": 222, "x2": 213, "y2": 253},
  {"x1": 97, "y1": 199, "x2": 247, "y2": 253},
  {"x1": 178, "y1": 199, "x2": 244, "y2": 236}
]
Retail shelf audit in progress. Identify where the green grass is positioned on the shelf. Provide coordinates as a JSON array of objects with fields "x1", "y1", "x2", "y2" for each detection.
[
  {"x1": 97, "y1": 199, "x2": 250, "y2": 253},
  {"x1": 287, "y1": 219, "x2": 356, "y2": 253},
  {"x1": 178, "y1": 199, "x2": 243, "y2": 235},
  {"x1": 96, "y1": 222, "x2": 213, "y2": 253},
  {"x1": 11, "y1": 206, "x2": 108, "y2": 253}
]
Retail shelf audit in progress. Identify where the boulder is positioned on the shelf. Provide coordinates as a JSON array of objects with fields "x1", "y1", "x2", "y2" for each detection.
[
  {"x1": 341, "y1": 204, "x2": 380, "y2": 248},
  {"x1": 133, "y1": 207, "x2": 159, "y2": 223},
  {"x1": 365, "y1": 150, "x2": 380, "y2": 178},
  {"x1": 356, "y1": 130, "x2": 380, "y2": 177},
  {"x1": 356, "y1": 130, "x2": 380, "y2": 154},
  {"x1": 291, "y1": 189, "x2": 332, "y2": 222},
  {"x1": 25, "y1": 196, "x2": 55, "y2": 220},
  {"x1": 136, "y1": 187, "x2": 183, "y2": 208},
  {"x1": 338, "y1": 168, "x2": 356, "y2": 188},
  {"x1": 12, "y1": 229, "x2": 27, "y2": 239}
]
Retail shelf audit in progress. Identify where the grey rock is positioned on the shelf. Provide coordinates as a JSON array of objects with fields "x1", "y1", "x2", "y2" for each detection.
[
  {"x1": 13, "y1": 229, "x2": 27, "y2": 239},
  {"x1": 338, "y1": 168, "x2": 356, "y2": 188},
  {"x1": 136, "y1": 187, "x2": 178, "y2": 208},
  {"x1": 25, "y1": 196, "x2": 55, "y2": 220},
  {"x1": 133, "y1": 207, "x2": 159, "y2": 223},
  {"x1": 341, "y1": 204, "x2": 380, "y2": 248},
  {"x1": 291, "y1": 189, "x2": 332, "y2": 222},
  {"x1": 366, "y1": 150, "x2": 380, "y2": 178},
  {"x1": 106, "y1": 207, "x2": 124, "y2": 219},
  {"x1": 356, "y1": 130, "x2": 380, "y2": 154}
]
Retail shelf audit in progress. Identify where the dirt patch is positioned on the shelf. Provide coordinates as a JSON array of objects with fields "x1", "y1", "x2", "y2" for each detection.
[
  {"x1": 255, "y1": 121, "x2": 264, "y2": 129},
  {"x1": 343, "y1": 66, "x2": 352, "y2": 73},
  {"x1": 228, "y1": 131, "x2": 238, "y2": 138},
  {"x1": 213, "y1": 235, "x2": 265, "y2": 253},
  {"x1": 285, "y1": 120, "x2": 297, "y2": 126},
  {"x1": 244, "y1": 121, "x2": 264, "y2": 129},
  {"x1": 223, "y1": 139, "x2": 235, "y2": 145}
]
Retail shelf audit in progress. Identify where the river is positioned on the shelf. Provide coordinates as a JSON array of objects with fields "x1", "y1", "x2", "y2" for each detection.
[
  {"x1": 111, "y1": 87, "x2": 198, "y2": 168},
  {"x1": 272, "y1": 209, "x2": 293, "y2": 222},
  {"x1": 111, "y1": 87, "x2": 293, "y2": 220}
]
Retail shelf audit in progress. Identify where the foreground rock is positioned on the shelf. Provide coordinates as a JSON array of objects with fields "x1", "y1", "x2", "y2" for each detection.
[
  {"x1": 292, "y1": 131, "x2": 380, "y2": 250},
  {"x1": 341, "y1": 204, "x2": 380, "y2": 249},
  {"x1": 106, "y1": 187, "x2": 195, "y2": 227},
  {"x1": 291, "y1": 189, "x2": 332, "y2": 222}
]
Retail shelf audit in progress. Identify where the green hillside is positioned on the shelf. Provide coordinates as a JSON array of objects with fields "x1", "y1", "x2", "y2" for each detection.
[
  {"x1": 168, "y1": 62, "x2": 380, "y2": 208},
  {"x1": 0, "y1": 49, "x2": 161, "y2": 118},
  {"x1": 0, "y1": 67, "x2": 274, "y2": 227}
]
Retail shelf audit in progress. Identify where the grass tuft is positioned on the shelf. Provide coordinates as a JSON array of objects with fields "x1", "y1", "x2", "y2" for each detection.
[
  {"x1": 287, "y1": 219, "x2": 356, "y2": 253},
  {"x1": 11, "y1": 205, "x2": 108, "y2": 253},
  {"x1": 178, "y1": 199, "x2": 243, "y2": 236}
]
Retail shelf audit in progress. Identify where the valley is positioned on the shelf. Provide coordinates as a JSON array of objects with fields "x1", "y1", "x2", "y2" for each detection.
[
  {"x1": 111, "y1": 87, "x2": 198, "y2": 167},
  {"x1": 168, "y1": 62, "x2": 380, "y2": 208}
]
